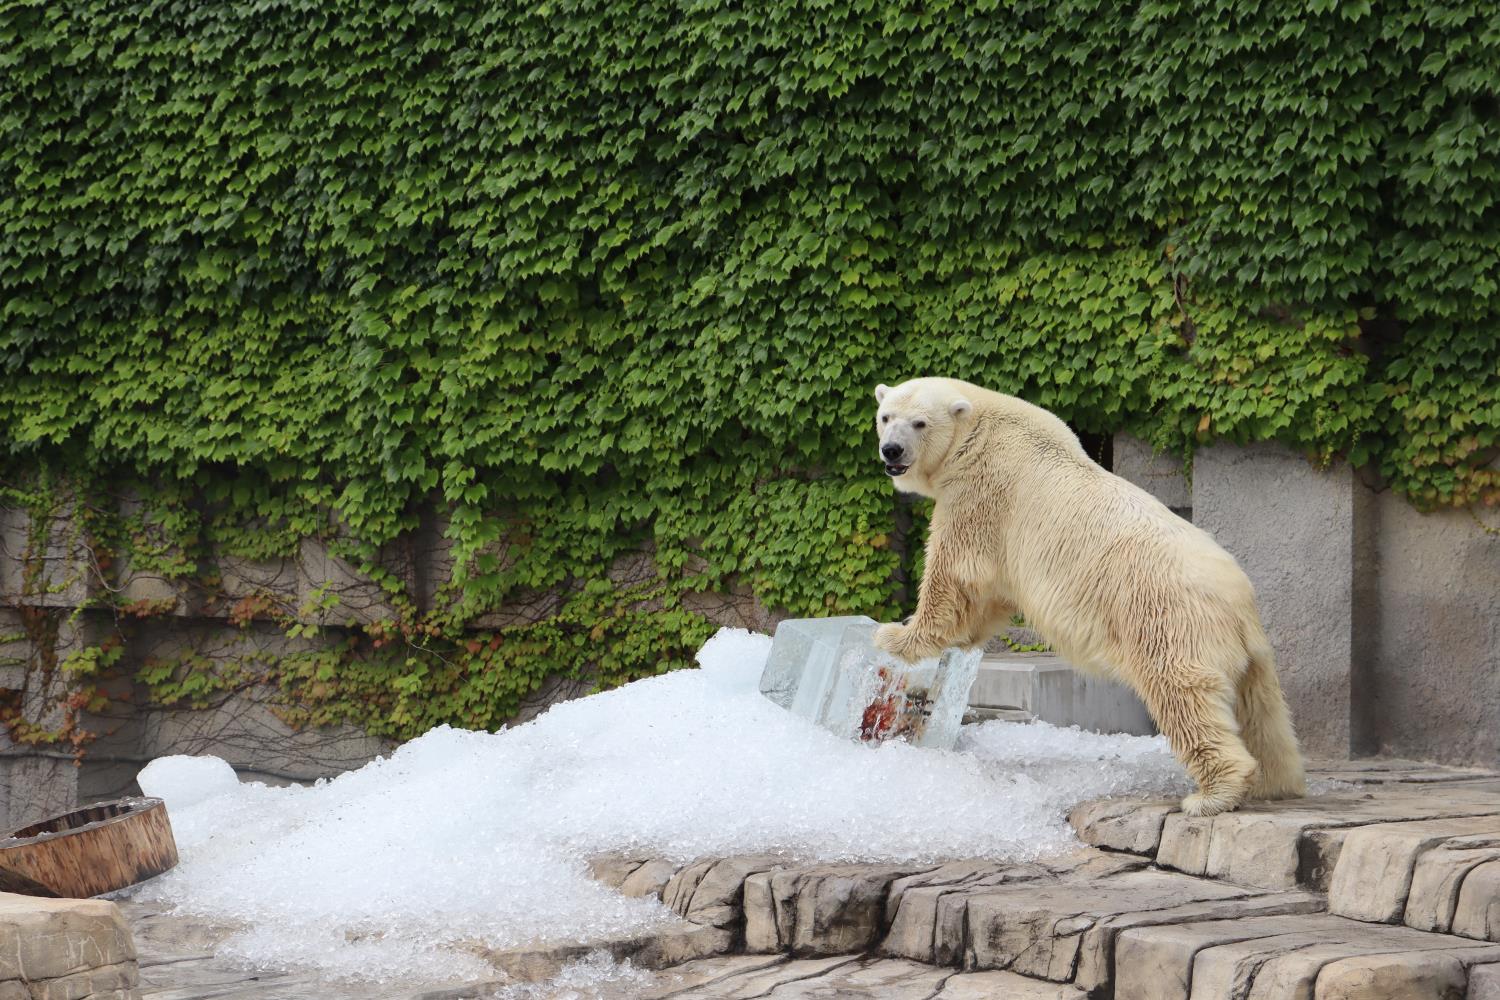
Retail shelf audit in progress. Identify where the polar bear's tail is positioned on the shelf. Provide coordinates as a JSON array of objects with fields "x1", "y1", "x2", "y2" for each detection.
[{"x1": 1237, "y1": 629, "x2": 1307, "y2": 800}]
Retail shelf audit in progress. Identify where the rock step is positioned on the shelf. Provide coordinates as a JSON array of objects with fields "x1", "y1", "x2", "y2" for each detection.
[
  {"x1": 1069, "y1": 777, "x2": 1500, "y2": 950},
  {"x1": 643, "y1": 955, "x2": 1084, "y2": 999},
  {"x1": 587, "y1": 842, "x2": 1500, "y2": 998}
]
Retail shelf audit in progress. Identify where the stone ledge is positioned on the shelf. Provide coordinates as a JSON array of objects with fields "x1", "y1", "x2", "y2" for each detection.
[{"x1": 0, "y1": 893, "x2": 138, "y2": 999}]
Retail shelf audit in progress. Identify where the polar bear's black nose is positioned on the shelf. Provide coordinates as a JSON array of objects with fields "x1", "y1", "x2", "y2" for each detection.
[{"x1": 881, "y1": 443, "x2": 904, "y2": 461}]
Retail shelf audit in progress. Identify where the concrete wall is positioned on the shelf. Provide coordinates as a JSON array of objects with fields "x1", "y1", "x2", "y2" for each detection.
[
  {"x1": 1116, "y1": 434, "x2": 1500, "y2": 767},
  {"x1": 1191, "y1": 442, "x2": 1358, "y2": 759},
  {"x1": 1354, "y1": 491, "x2": 1500, "y2": 763}
]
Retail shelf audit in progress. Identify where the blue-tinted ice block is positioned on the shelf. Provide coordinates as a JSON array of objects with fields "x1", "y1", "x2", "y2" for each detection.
[{"x1": 759, "y1": 616, "x2": 982, "y2": 750}]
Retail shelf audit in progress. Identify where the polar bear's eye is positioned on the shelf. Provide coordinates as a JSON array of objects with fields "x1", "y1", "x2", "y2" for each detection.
[
  {"x1": 913, "y1": 420, "x2": 927, "y2": 430},
  {"x1": 881, "y1": 415, "x2": 890, "y2": 424}
]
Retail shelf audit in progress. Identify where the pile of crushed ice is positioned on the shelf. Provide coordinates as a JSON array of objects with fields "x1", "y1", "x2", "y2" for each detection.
[{"x1": 133, "y1": 628, "x2": 1189, "y2": 983}]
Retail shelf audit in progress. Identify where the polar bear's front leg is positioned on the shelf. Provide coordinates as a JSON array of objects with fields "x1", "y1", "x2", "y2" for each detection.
[{"x1": 874, "y1": 565, "x2": 970, "y2": 663}]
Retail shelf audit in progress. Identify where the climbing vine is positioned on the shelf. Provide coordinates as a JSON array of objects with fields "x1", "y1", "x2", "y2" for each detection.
[{"x1": 0, "y1": 0, "x2": 1496, "y2": 745}]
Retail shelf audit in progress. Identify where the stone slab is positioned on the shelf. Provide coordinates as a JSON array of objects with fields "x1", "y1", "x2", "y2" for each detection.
[
  {"x1": 663, "y1": 855, "x2": 790, "y2": 928},
  {"x1": 1315, "y1": 949, "x2": 1475, "y2": 999},
  {"x1": 1407, "y1": 836, "x2": 1500, "y2": 937},
  {"x1": 1116, "y1": 912, "x2": 1500, "y2": 1000},
  {"x1": 658, "y1": 955, "x2": 862, "y2": 999},
  {"x1": 621, "y1": 858, "x2": 679, "y2": 899},
  {"x1": 744, "y1": 864, "x2": 932, "y2": 956},
  {"x1": 1074, "y1": 783, "x2": 1500, "y2": 891},
  {"x1": 1068, "y1": 798, "x2": 1177, "y2": 855},
  {"x1": 637, "y1": 955, "x2": 791, "y2": 999},
  {"x1": 880, "y1": 862, "x2": 1051, "y2": 966},
  {"x1": 958, "y1": 868, "x2": 1284, "y2": 981},
  {"x1": 680, "y1": 957, "x2": 950, "y2": 999},
  {"x1": 934, "y1": 969, "x2": 1085, "y2": 998},
  {"x1": 1456, "y1": 862, "x2": 1500, "y2": 942},
  {"x1": 1469, "y1": 962, "x2": 1500, "y2": 1000},
  {"x1": 1329, "y1": 816, "x2": 1500, "y2": 924},
  {"x1": 0, "y1": 894, "x2": 136, "y2": 984}
]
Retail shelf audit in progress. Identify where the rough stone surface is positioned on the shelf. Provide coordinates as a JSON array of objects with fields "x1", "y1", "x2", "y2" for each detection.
[
  {"x1": 1406, "y1": 836, "x2": 1500, "y2": 936},
  {"x1": 587, "y1": 853, "x2": 658, "y2": 890},
  {"x1": 1115, "y1": 912, "x2": 1500, "y2": 1000},
  {"x1": 1192, "y1": 440, "x2": 1356, "y2": 759},
  {"x1": 1102, "y1": 782, "x2": 1500, "y2": 890},
  {"x1": 1067, "y1": 798, "x2": 1176, "y2": 855},
  {"x1": 620, "y1": 858, "x2": 679, "y2": 900},
  {"x1": 654, "y1": 955, "x2": 861, "y2": 999},
  {"x1": 669, "y1": 957, "x2": 950, "y2": 999},
  {"x1": 933, "y1": 969, "x2": 1085, "y2": 998},
  {"x1": 0, "y1": 894, "x2": 137, "y2": 999},
  {"x1": 959, "y1": 867, "x2": 1276, "y2": 981},
  {"x1": 1455, "y1": 862, "x2": 1500, "y2": 942},
  {"x1": 879, "y1": 862, "x2": 1050, "y2": 966},
  {"x1": 744, "y1": 864, "x2": 931, "y2": 957},
  {"x1": 1330, "y1": 816, "x2": 1500, "y2": 924},
  {"x1": 664, "y1": 855, "x2": 789, "y2": 928},
  {"x1": 1315, "y1": 950, "x2": 1472, "y2": 1000},
  {"x1": 1469, "y1": 962, "x2": 1500, "y2": 1000}
]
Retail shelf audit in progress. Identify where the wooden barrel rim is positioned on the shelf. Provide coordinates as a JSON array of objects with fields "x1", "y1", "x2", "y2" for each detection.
[
  {"x1": 2, "y1": 797, "x2": 165, "y2": 848},
  {"x1": 0, "y1": 796, "x2": 178, "y2": 897}
]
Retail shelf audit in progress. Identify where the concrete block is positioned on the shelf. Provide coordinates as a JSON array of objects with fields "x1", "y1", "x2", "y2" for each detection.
[
  {"x1": 297, "y1": 537, "x2": 404, "y2": 627},
  {"x1": 970, "y1": 654, "x2": 1156, "y2": 736},
  {"x1": 1355, "y1": 493, "x2": 1500, "y2": 765},
  {"x1": 0, "y1": 756, "x2": 76, "y2": 831},
  {"x1": 212, "y1": 553, "x2": 298, "y2": 614},
  {"x1": 1192, "y1": 441, "x2": 1356, "y2": 758},
  {"x1": 0, "y1": 504, "x2": 95, "y2": 608}
]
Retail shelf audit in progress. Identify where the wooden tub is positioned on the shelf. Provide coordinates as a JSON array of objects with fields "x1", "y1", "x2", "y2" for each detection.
[{"x1": 0, "y1": 797, "x2": 178, "y2": 897}]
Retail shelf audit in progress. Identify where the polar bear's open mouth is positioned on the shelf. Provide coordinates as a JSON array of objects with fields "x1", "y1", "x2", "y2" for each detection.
[{"x1": 885, "y1": 463, "x2": 909, "y2": 477}]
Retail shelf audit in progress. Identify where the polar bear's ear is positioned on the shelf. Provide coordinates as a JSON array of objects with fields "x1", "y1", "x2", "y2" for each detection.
[
  {"x1": 875, "y1": 384, "x2": 890, "y2": 403},
  {"x1": 950, "y1": 398, "x2": 973, "y2": 418}
]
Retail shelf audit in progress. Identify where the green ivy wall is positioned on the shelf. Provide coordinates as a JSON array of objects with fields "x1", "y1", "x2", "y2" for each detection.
[{"x1": 0, "y1": 0, "x2": 1495, "y2": 741}]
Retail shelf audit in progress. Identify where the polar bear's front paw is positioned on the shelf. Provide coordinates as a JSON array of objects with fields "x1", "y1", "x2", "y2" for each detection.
[
  {"x1": 1180, "y1": 790, "x2": 1237, "y2": 818},
  {"x1": 875, "y1": 622, "x2": 939, "y2": 663},
  {"x1": 874, "y1": 623, "x2": 908, "y2": 656}
]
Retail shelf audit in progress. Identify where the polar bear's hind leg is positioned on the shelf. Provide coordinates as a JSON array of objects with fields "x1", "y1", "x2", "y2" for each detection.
[{"x1": 1139, "y1": 662, "x2": 1259, "y2": 817}]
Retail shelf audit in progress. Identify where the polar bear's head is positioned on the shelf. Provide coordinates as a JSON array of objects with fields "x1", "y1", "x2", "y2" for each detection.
[{"x1": 873, "y1": 379, "x2": 973, "y2": 494}]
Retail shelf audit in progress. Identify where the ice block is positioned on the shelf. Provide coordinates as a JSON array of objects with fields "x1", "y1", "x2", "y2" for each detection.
[{"x1": 758, "y1": 616, "x2": 983, "y2": 750}]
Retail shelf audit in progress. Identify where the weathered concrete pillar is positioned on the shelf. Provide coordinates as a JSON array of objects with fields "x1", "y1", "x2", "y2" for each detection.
[
  {"x1": 1190, "y1": 442, "x2": 1357, "y2": 759},
  {"x1": 1353, "y1": 492, "x2": 1500, "y2": 763}
]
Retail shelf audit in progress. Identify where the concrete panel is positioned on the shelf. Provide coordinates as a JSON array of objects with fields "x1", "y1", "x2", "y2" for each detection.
[
  {"x1": 1192, "y1": 441, "x2": 1355, "y2": 758},
  {"x1": 970, "y1": 654, "x2": 1157, "y2": 736},
  {"x1": 1356, "y1": 494, "x2": 1500, "y2": 765}
]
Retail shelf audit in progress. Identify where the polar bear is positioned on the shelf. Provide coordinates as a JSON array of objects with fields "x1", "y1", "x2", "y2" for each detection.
[{"x1": 871, "y1": 377, "x2": 1305, "y2": 816}]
